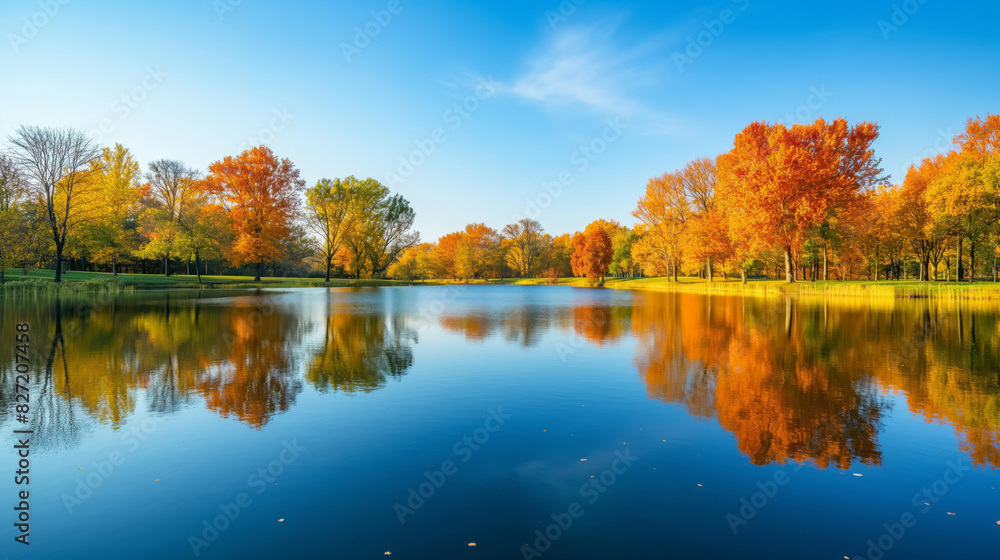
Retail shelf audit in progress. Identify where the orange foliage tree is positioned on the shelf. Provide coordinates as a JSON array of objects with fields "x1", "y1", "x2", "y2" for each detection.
[
  {"x1": 717, "y1": 118, "x2": 884, "y2": 282},
  {"x1": 571, "y1": 220, "x2": 613, "y2": 283},
  {"x1": 202, "y1": 146, "x2": 305, "y2": 281}
]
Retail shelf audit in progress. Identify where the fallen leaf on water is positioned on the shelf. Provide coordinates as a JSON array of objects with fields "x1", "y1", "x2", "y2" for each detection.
[
  {"x1": 468, "y1": 543, "x2": 476, "y2": 547},
  {"x1": 995, "y1": 521, "x2": 1000, "y2": 525},
  {"x1": 154, "y1": 479, "x2": 159, "y2": 482},
  {"x1": 947, "y1": 512, "x2": 956, "y2": 516},
  {"x1": 278, "y1": 518, "x2": 284, "y2": 522},
  {"x1": 580, "y1": 458, "x2": 587, "y2": 462},
  {"x1": 384, "y1": 552, "x2": 391, "y2": 556},
  {"x1": 853, "y1": 473, "x2": 863, "y2": 477},
  {"x1": 697, "y1": 484, "x2": 703, "y2": 487}
]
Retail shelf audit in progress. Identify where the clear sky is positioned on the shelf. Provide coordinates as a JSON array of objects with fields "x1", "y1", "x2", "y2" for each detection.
[{"x1": 2, "y1": 0, "x2": 998, "y2": 241}]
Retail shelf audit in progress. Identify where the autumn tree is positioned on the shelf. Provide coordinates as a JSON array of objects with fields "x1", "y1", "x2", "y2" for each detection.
[
  {"x1": 8, "y1": 126, "x2": 101, "y2": 282},
  {"x1": 572, "y1": 220, "x2": 614, "y2": 284},
  {"x1": 717, "y1": 118, "x2": 884, "y2": 283},
  {"x1": 138, "y1": 159, "x2": 202, "y2": 275},
  {"x1": 305, "y1": 177, "x2": 357, "y2": 282},
  {"x1": 634, "y1": 169, "x2": 689, "y2": 281},
  {"x1": 203, "y1": 146, "x2": 305, "y2": 281},
  {"x1": 926, "y1": 150, "x2": 997, "y2": 282},
  {"x1": 79, "y1": 144, "x2": 143, "y2": 275},
  {"x1": 433, "y1": 231, "x2": 464, "y2": 278},
  {"x1": 0, "y1": 153, "x2": 29, "y2": 281},
  {"x1": 503, "y1": 218, "x2": 543, "y2": 277},
  {"x1": 388, "y1": 243, "x2": 434, "y2": 281},
  {"x1": 337, "y1": 177, "x2": 418, "y2": 279},
  {"x1": 928, "y1": 114, "x2": 1000, "y2": 282},
  {"x1": 898, "y1": 156, "x2": 949, "y2": 280}
]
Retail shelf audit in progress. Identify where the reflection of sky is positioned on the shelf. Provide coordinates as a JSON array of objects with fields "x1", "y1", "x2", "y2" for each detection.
[{"x1": 1, "y1": 287, "x2": 999, "y2": 559}]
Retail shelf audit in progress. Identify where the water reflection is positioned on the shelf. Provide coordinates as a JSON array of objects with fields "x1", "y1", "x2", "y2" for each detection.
[
  {"x1": 632, "y1": 292, "x2": 1000, "y2": 469},
  {"x1": 306, "y1": 291, "x2": 415, "y2": 393},
  {"x1": 1, "y1": 288, "x2": 997, "y2": 469}
]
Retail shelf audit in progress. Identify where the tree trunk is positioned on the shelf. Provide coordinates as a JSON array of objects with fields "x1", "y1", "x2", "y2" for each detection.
[
  {"x1": 255, "y1": 260, "x2": 263, "y2": 282},
  {"x1": 784, "y1": 246, "x2": 794, "y2": 283},
  {"x1": 706, "y1": 256, "x2": 713, "y2": 283},
  {"x1": 957, "y1": 237, "x2": 963, "y2": 282},
  {"x1": 324, "y1": 256, "x2": 332, "y2": 282},
  {"x1": 822, "y1": 244, "x2": 828, "y2": 281},
  {"x1": 195, "y1": 252, "x2": 203, "y2": 284},
  {"x1": 163, "y1": 253, "x2": 171, "y2": 277},
  {"x1": 969, "y1": 241, "x2": 976, "y2": 283},
  {"x1": 54, "y1": 244, "x2": 64, "y2": 283},
  {"x1": 740, "y1": 268, "x2": 747, "y2": 285}
]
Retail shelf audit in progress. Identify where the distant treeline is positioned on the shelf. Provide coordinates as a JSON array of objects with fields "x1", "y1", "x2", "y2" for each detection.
[{"x1": 1, "y1": 114, "x2": 997, "y2": 285}]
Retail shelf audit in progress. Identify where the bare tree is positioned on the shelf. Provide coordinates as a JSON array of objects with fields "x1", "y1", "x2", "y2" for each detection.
[
  {"x1": 143, "y1": 159, "x2": 201, "y2": 276},
  {"x1": 9, "y1": 126, "x2": 101, "y2": 282}
]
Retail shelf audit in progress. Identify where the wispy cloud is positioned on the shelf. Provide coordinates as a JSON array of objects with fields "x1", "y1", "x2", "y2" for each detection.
[{"x1": 502, "y1": 15, "x2": 684, "y2": 134}]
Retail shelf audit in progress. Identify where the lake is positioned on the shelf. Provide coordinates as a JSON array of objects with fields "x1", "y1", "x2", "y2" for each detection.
[{"x1": 1, "y1": 286, "x2": 998, "y2": 559}]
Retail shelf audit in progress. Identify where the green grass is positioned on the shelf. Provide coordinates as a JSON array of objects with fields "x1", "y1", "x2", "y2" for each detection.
[
  {"x1": 605, "y1": 276, "x2": 1000, "y2": 300},
  {"x1": 7, "y1": 269, "x2": 1000, "y2": 300},
  {"x1": 0, "y1": 269, "x2": 412, "y2": 292}
]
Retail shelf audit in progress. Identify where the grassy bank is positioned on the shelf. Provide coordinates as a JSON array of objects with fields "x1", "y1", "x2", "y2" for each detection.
[
  {"x1": 604, "y1": 277, "x2": 1000, "y2": 300},
  {"x1": 7, "y1": 270, "x2": 1000, "y2": 301},
  {"x1": 0, "y1": 269, "x2": 412, "y2": 292}
]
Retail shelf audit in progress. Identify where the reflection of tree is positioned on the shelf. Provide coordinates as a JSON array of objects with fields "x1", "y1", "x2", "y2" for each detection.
[
  {"x1": 439, "y1": 313, "x2": 494, "y2": 341},
  {"x1": 501, "y1": 305, "x2": 550, "y2": 347},
  {"x1": 571, "y1": 305, "x2": 628, "y2": 346},
  {"x1": 0, "y1": 292, "x2": 306, "y2": 433},
  {"x1": 305, "y1": 300, "x2": 415, "y2": 393},
  {"x1": 633, "y1": 292, "x2": 887, "y2": 469},
  {"x1": 195, "y1": 299, "x2": 304, "y2": 428},
  {"x1": 873, "y1": 303, "x2": 1000, "y2": 468}
]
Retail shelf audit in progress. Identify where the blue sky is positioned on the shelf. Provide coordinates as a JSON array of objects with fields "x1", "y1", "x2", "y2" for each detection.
[{"x1": 2, "y1": 0, "x2": 998, "y2": 241}]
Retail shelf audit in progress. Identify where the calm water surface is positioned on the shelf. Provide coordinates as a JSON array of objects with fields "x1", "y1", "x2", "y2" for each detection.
[{"x1": 1, "y1": 286, "x2": 998, "y2": 559}]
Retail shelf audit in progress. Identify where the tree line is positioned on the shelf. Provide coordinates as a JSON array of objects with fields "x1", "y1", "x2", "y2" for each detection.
[
  {"x1": 0, "y1": 126, "x2": 418, "y2": 283},
  {"x1": 630, "y1": 113, "x2": 1000, "y2": 283},
  {"x1": 2, "y1": 114, "x2": 997, "y2": 285}
]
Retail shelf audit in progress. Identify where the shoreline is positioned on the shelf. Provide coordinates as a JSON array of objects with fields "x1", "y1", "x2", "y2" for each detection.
[{"x1": 4, "y1": 272, "x2": 1000, "y2": 301}]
